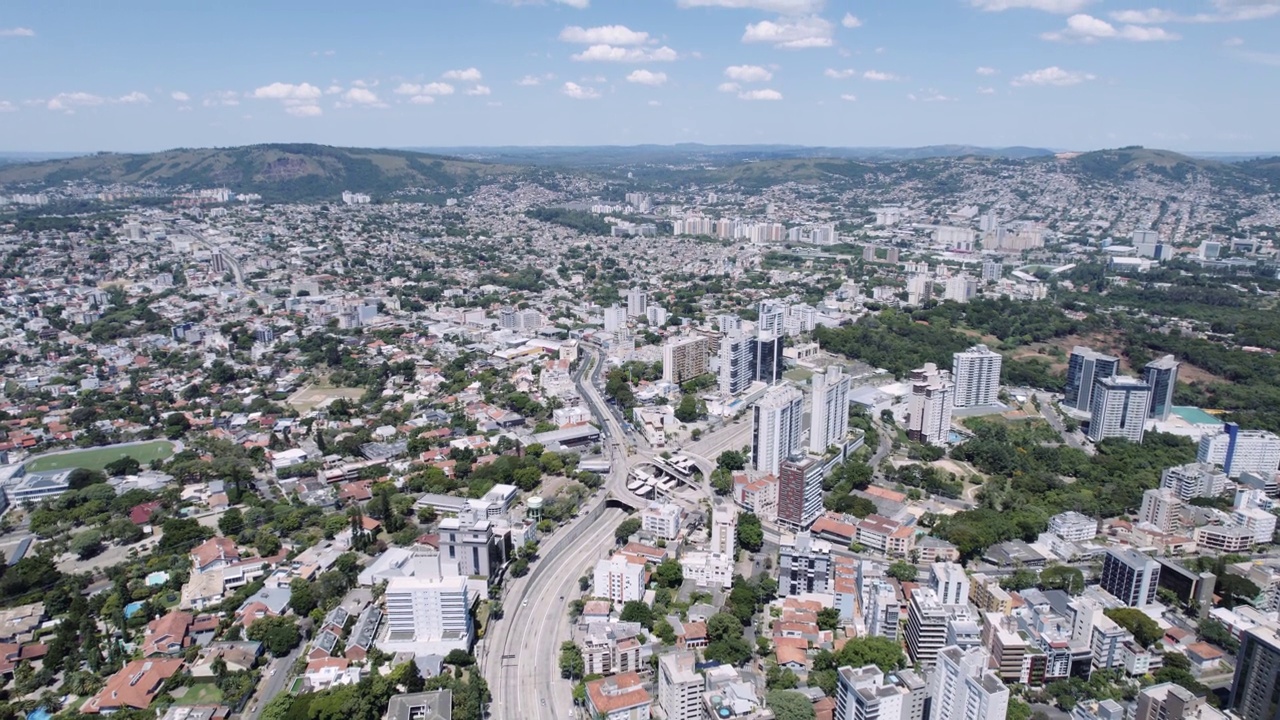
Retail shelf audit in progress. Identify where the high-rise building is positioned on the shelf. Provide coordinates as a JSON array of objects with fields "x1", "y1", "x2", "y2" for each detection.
[
  {"x1": 1229, "y1": 625, "x2": 1280, "y2": 720},
  {"x1": 779, "y1": 531, "x2": 832, "y2": 595},
  {"x1": 718, "y1": 331, "x2": 756, "y2": 396},
  {"x1": 710, "y1": 504, "x2": 736, "y2": 557},
  {"x1": 662, "y1": 336, "x2": 709, "y2": 385},
  {"x1": 593, "y1": 554, "x2": 645, "y2": 604},
  {"x1": 383, "y1": 555, "x2": 473, "y2": 651},
  {"x1": 952, "y1": 345, "x2": 1002, "y2": 408},
  {"x1": 718, "y1": 314, "x2": 742, "y2": 334},
  {"x1": 438, "y1": 513, "x2": 505, "y2": 580},
  {"x1": 835, "y1": 665, "x2": 926, "y2": 720},
  {"x1": 754, "y1": 332, "x2": 785, "y2": 385},
  {"x1": 603, "y1": 304, "x2": 627, "y2": 333},
  {"x1": 1198, "y1": 423, "x2": 1280, "y2": 478},
  {"x1": 1099, "y1": 548, "x2": 1161, "y2": 607},
  {"x1": 810, "y1": 366, "x2": 851, "y2": 454},
  {"x1": 943, "y1": 275, "x2": 978, "y2": 304},
  {"x1": 1161, "y1": 463, "x2": 1228, "y2": 501},
  {"x1": 930, "y1": 563, "x2": 971, "y2": 606},
  {"x1": 907, "y1": 274, "x2": 933, "y2": 306},
  {"x1": 981, "y1": 259, "x2": 1003, "y2": 282},
  {"x1": 210, "y1": 251, "x2": 229, "y2": 274},
  {"x1": 752, "y1": 385, "x2": 804, "y2": 476},
  {"x1": 1064, "y1": 347, "x2": 1120, "y2": 412},
  {"x1": 657, "y1": 651, "x2": 702, "y2": 720},
  {"x1": 778, "y1": 455, "x2": 824, "y2": 529},
  {"x1": 1133, "y1": 683, "x2": 1216, "y2": 720},
  {"x1": 907, "y1": 363, "x2": 954, "y2": 446},
  {"x1": 1138, "y1": 489, "x2": 1185, "y2": 534},
  {"x1": 626, "y1": 288, "x2": 648, "y2": 318},
  {"x1": 758, "y1": 300, "x2": 786, "y2": 336},
  {"x1": 1143, "y1": 355, "x2": 1179, "y2": 421},
  {"x1": 1087, "y1": 376, "x2": 1152, "y2": 444},
  {"x1": 925, "y1": 646, "x2": 1009, "y2": 720},
  {"x1": 905, "y1": 588, "x2": 972, "y2": 666}
]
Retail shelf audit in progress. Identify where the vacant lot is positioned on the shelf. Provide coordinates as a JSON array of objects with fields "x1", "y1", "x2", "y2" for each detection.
[
  {"x1": 26, "y1": 440, "x2": 176, "y2": 472},
  {"x1": 287, "y1": 384, "x2": 365, "y2": 413}
]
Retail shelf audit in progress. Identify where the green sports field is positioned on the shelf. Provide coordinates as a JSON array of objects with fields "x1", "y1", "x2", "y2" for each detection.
[{"x1": 24, "y1": 440, "x2": 176, "y2": 472}]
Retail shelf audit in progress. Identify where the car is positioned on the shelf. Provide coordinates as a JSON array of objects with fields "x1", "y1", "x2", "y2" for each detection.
[
  {"x1": 522, "y1": 599, "x2": 528, "y2": 607},
  {"x1": 269, "y1": 669, "x2": 276, "y2": 676}
]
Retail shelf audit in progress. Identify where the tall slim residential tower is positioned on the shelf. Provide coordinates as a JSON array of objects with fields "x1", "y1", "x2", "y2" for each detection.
[
  {"x1": 1087, "y1": 376, "x2": 1152, "y2": 443},
  {"x1": 625, "y1": 288, "x2": 647, "y2": 318},
  {"x1": 778, "y1": 456, "x2": 824, "y2": 529},
  {"x1": 926, "y1": 646, "x2": 1009, "y2": 720},
  {"x1": 1099, "y1": 548, "x2": 1161, "y2": 607},
  {"x1": 603, "y1": 305, "x2": 627, "y2": 333},
  {"x1": 754, "y1": 331, "x2": 785, "y2": 385},
  {"x1": 758, "y1": 299, "x2": 786, "y2": 336},
  {"x1": 662, "y1": 336, "x2": 709, "y2": 385},
  {"x1": 752, "y1": 385, "x2": 804, "y2": 476},
  {"x1": 1143, "y1": 355, "x2": 1179, "y2": 421},
  {"x1": 810, "y1": 366, "x2": 851, "y2": 454},
  {"x1": 1064, "y1": 347, "x2": 1119, "y2": 413},
  {"x1": 718, "y1": 313, "x2": 742, "y2": 334},
  {"x1": 1230, "y1": 625, "x2": 1280, "y2": 720},
  {"x1": 718, "y1": 331, "x2": 756, "y2": 396},
  {"x1": 952, "y1": 345, "x2": 1002, "y2": 408},
  {"x1": 657, "y1": 651, "x2": 702, "y2": 720},
  {"x1": 907, "y1": 363, "x2": 954, "y2": 446}
]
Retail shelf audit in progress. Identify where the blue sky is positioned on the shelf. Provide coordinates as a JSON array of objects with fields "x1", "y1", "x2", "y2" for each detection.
[{"x1": 0, "y1": 0, "x2": 1277, "y2": 152}]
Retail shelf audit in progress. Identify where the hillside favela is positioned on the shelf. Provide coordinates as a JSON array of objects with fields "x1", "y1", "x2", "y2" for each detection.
[{"x1": 3, "y1": 3, "x2": 1280, "y2": 720}]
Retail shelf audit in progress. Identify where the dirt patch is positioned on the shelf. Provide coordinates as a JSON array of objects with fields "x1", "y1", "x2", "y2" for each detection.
[{"x1": 287, "y1": 384, "x2": 366, "y2": 413}]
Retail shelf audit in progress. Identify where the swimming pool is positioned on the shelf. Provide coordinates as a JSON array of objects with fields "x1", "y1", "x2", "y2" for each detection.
[
  {"x1": 28, "y1": 708, "x2": 52, "y2": 720},
  {"x1": 124, "y1": 601, "x2": 145, "y2": 618}
]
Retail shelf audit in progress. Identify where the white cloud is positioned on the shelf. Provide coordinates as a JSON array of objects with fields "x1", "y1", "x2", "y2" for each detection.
[
  {"x1": 742, "y1": 16, "x2": 833, "y2": 48},
  {"x1": 824, "y1": 68, "x2": 856, "y2": 79},
  {"x1": 1041, "y1": 13, "x2": 1180, "y2": 41},
  {"x1": 978, "y1": 86, "x2": 997, "y2": 94},
  {"x1": 648, "y1": 99, "x2": 661, "y2": 106},
  {"x1": 285, "y1": 104, "x2": 322, "y2": 117},
  {"x1": 676, "y1": 0, "x2": 824, "y2": 12},
  {"x1": 170, "y1": 91, "x2": 191, "y2": 102},
  {"x1": 1011, "y1": 65, "x2": 1096, "y2": 86},
  {"x1": 840, "y1": 93, "x2": 857, "y2": 101},
  {"x1": 1111, "y1": 1, "x2": 1280, "y2": 24},
  {"x1": 555, "y1": 0, "x2": 589, "y2": 7},
  {"x1": 562, "y1": 81, "x2": 601, "y2": 99},
  {"x1": 203, "y1": 91, "x2": 240, "y2": 107},
  {"x1": 518, "y1": 75, "x2": 543, "y2": 86},
  {"x1": 717, "y1": 82, "x2": 741, "y2": 93},
  {"x1": 408, "y1": 95, "x2": 436, "y2": 104},
  {"x1": 1224, "y1": 36, "x2": 1245, "y2": 46},
  {"x1": 343, "y1": 87, "x2": 382, "y2": 104},
  {"x1": 841, "y1": 13, "x2": 863, "y2": 28},
  {"x1": 738, "y1": 88, "x2": 783, "y2": 100},
  {"x1": 976, "y1": 66, "x2": 998, "y2": 75},
  {"x1": 466, "y1": 85, "x2": 493, "y2": 95},
  {"x1": 725, "y1": 64, "x2": 773, "y2": 82},
  {"x1": 908, "y1": 90, "x2": 954, "y2": 102},
  {"x1": 626, "y1": 69, "x2": 668, "y2": 85},
  {"x1": 572, "y1": 44, "x2": 678, "y2": 62},
  {"x1": 0, "y1": 27, "x2": 35, "y2": 37},
  {"x1": 862, "y1": 70, "x2": 900, "y2": 81},
  {"x1": 118, "y1": 91, "x2": 151, "y2": 104},
  {"x1": 443, "y1": 67, "x2": 483, "y2": 81},
  {"x1": 251, "y1": 82, "x2": 323, "y2": 100},
  {"x1": 395, "y1": 82, "x2": 455, "y2": 96},
  {"x1": 46, "y1": 92, "x2": 105, "y2": 111},
  {"x1": 559, "y1": 25, "x2": 649, "y2": 45},
  {"x1": 970, "y1": 0, "x2": 1093, "y2": 12}
]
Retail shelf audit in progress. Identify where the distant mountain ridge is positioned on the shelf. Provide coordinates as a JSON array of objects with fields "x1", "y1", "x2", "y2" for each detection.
[{"x1": 409, "y1": 143, "x2": 1058, "y2": 166}]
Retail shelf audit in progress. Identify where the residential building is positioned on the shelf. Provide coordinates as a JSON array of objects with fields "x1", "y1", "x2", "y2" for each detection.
[
  {"x1": 943, "y1": 274, "x2": 978, "y2": 304},
  {"x1": 586, "y1": 672, "x2": 651, "y2": 720},
  {"x1": 1198, "y1": 423, "x2": 1280, "y2": 478},
  {"x1": 1229, "y1": 625, "x2": 1280, "y2": 720},
  {"x1": 810, "y1": 365, "x2": 852, "y2": 454},
  {"x1": 603, "y1": 305, "x2": 627, "y2": 333},
  {"x1": 835, "y1": 665, "x2": 926, "y2": 720},
  {"x1": 1064, "y1": 347, "x2": 1119, "y2": 413},
  {"x1": 1133, "y1": 682, "x2": 1226, "y2": 720},
  {"x1": 754, "y1": 332, "x2": 785, "y2": 385},
  {"x1": 641, "y1": 503, "x2": 682, "y2": 541},
  {"x1": 385, "y1": 691, "x2": 453, "y2": 720},
  {"x1": 718, "y1": 331, "x2": 756, "y2": 396},
  {"x1": 581, "y1": 623, "x2": 644, "y2": 677},
  {"x1": 1048, "y1": 511, "x2": 1097, "y2": 543},
  {"x1": 710, "y1": 504, "x2": 736, "y2": 557},
  {"x1": 81, "y1": 659, "x2": 185, "y2": 714},
  {"x1": 626, "y1": 288, "x2": 647, "y2": 318},
  {"x1": 981, "y1": 613, "x2": 1030, "y2": 683},
  {"x1": 779, "y1": 532, "x2": 832, "y2": 596},
  {"x1": 383, "y1": 554, "x2": 472, "y2": 654},
  {"x1": 657, "y1": 652, "x2": 702, "y2": 720},
  {"x1": 662, "y1": 336, "x2": 709, "y2": 385},
  {"x1": 593, "y1": 554, "x2": 645, "y2": 604},
  {"x1": 925, "y1": 645, "x2": 1009, "y2": 720},
  {"x1": 1087, "y1": 375, "x2": 1151, "y2": 443},
  {"x1": 1099, "y1": 548, "x2": 1161, "y2": 607},
  {"x1": 905, "y1": 588, "x2": 972, "y2": 666},
  {"x1": 1143, "y1": 355, "x2": 1179, "y2": 421},
  {"x1": 1161, "y1": 463, "x2": 1229, "y2": 501},
  {"x1": 907, "y1": 363, "x2": 953, "y2": 446},
  {"x1": 752, "y1": 385, "x2": 804, "y2": 476},
  {"x1": 1138, "y1": 489, "x2": 1185, "y2": 534},
  {"x1": 952, "y1": 345, "x2": 1002, "y2": 408},
  {"x1": 777, "y1": 455, "x2": 823, "y2": 529},
  {"x1": 931, "y1": 563, "x2": 971, "y2": 606},
  {"x1": 438, "y1": 511, "x2": 505, "y2": 580},
  {"x1": 864, "y1": 580, "x2": 901, "y2": 642}
]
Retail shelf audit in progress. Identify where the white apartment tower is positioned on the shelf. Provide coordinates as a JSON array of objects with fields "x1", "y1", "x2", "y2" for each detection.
[
  {"x1": 907, "y1": 363, "x2": 954, "y2": 446},
  {"x1": 952, "y1": 345, "x2": 1002, "y2": 408},
  {"x1": 1161, "y1": 463, "x2": 1229, "y2": 501},
  {"x1": 1087, "y1": 376, "x2": 1152, "y2": 444},
  {"x1": 1198, "y1": 423, "x2": 1280, "y2": 478},
  {"x1": 662, "y1": 336, "x2": 710, "y2": 385},
  {"x1": 603, "y1": 305, "x2": 627, "y2": 333},
  {"x1": 930, "y1": 563, "x2": 971, "y2": 606},
  {"x1": 626, "y1": 288, "x2": 648, "y2": 318},
  {"x1": 752, "y1": 385, "x2": 804, "y2": 476},
  {"x1": 658, "y1": 652, "x2": 702, "y2": 720},
  {"x1": 593, "y1": 555, "x2": 645, "y2": 604},
  {"x1": 810, "y1": 366, "x2": 852, "y2": 454},
  {"x1": 383, "y1": 555, "x2": 473, "y2": 651},
  {"x1": 926, "y1": 646, "x2": 1009, "y2": 720},
  {"x1": 719, "y1": 330, "x2": 756, "y2": 396},
  {"x1": 711, "y1": 504, "x2": 737, "y2": 557}
]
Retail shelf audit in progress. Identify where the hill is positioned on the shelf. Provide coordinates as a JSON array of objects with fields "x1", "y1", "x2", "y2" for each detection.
[
  {"x1": 0, "y1": 144, "x2": 515, "y2": 201},
  {"x1": 1059, "y1": 146, "x2": 1252, "y2": 184}
]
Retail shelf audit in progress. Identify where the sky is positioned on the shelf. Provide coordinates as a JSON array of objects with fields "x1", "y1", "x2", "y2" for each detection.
[{"x1": 0, "y1": 0, "x2": 1277, "y2": 153}]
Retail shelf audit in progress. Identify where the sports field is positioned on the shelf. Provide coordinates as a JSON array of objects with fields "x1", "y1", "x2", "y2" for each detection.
[{"x1": 24, "y1": 440, "x2": 176, "y2": 472}]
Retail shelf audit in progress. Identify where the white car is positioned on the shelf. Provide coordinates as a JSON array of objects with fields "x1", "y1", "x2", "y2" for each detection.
[{"x1": 522, "y1": 599, "x2": 528, "y2": 607}]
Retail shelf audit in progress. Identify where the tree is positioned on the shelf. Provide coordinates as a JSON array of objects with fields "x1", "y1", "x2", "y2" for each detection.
[
  {"x1": 834, "y1": 636, "x2": 905, "y2": 673},
  {"x1": 765, "y1": 690, "x2": 816, "y2": 720},
  {"x1": 886, "y1": 561, "x2": 918, "y2": 583},
  {"x1": 1039, "y1": 565, "x2": 1085, "y2": 595},
  {"x1": 246, "y1": 616, "x2": 302, "y2": 656},
  {"x1": 559, "y1": 641, "x2": 584, "y2": 679},
  {"x1": 158, "y1": 517, "x2": 211, "y2": 553},
  {"x1": 70, "y1": 530, "x2": 104, "y2": 560},
  {"x1": 710, "y1": 467, "x2": 734, "y2": 496},
  {"x1": 717, "y1": 450, "x2": 747, "y2": 471},
  {"x1": 68, "y1": 468, "x2": 107, "y2": 490},
  {"x1": 219, "y1": 507, "x2": 245, "y2": 537},
  {"x1": 1105, "y1": 608, "x2": 1161, "y2": 648},
  {"x1": 399, "y1": 660, "x2": 425, "y2": 693},
  {"x1": 675, "y1": 394, "x2": 700, "y2": 423},
  {"x1": 619, "y1": 601, "x2": 653, "y2": 629},
  {"x1": 704, "y1": 612, "x2": 752, "y2": 666},
  {"x1": 1000, "y1": 567, "x2": 1039, "y2": 591},
  {"x1": 816, "y1": 607, "x2": 841, "y2": 632},
  {"x1": 289, "y1": 577, "x2": 317, "y2": 616},
  {"x1": 104, "y1": 456, "x2": 141, "y2": 477},
  {"x1": 654, "y1": 559, "x2": 684, "y2": 589},
  {"x1": 737, "y1": 513, "x2": 763, "y2": 552},
  {"x1": 615, "y1": 517, "x2": 642, "y2": 544},
  {"x1": 444, "y1": 649, "x2": 475, "y2": 667},
  {"x1": 510, "y1": 557, "x2": 529, "y2": 577}
]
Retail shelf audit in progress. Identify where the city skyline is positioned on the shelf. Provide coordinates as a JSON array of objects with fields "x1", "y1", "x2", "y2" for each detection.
[{"x1": 0, "y1": 0, "x2": 1278, "y2": 152}]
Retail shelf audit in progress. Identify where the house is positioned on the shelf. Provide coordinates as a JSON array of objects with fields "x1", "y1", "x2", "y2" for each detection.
[
  {"x1": 1184, "y1": 642, "x2": 1225, "y2": 677},
  {"x1": 191, "y1": 537, "x2": 241, "y2": 573},
  {"x1": 0, "y1": 642, "x2": 48, "y2": 676},
  {"x1": 304, "y1": 657, "x2": 362, "y2": 691},
  {"x1": 190, "y1": 641, "x2": 262, "y2": 677},
  {"x1": 235, "y1": 586, "x2": 291, "y2": 627},
  {"x1": 586, "y1": 671, "x2": 651, "y2": 720},
  {"x1": 129, "y1": 501, "x2": 163, "y2": 525},
  {"x1": 0, "y1": 602, "x2": 46, "y2": 643},
  {"x1": 143, "y1": 611, "x2": 195, "y2": 657},
  {"x1": 385, "y1": 690, "x2": 452, "y2": 720},
  {"x1": 81, "y1": 658, "x2": 185, "y2": 713}
]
